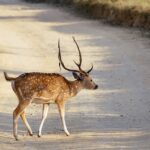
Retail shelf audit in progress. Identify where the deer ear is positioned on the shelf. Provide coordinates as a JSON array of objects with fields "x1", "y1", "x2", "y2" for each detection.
[{"x1": 72, "y1": 72, "x2": 82, "y2": 80}]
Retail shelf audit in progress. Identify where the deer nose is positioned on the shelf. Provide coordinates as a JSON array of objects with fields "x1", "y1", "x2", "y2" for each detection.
[{"x1": 94, "y1": 85, "x2": 98, "y2": 89}]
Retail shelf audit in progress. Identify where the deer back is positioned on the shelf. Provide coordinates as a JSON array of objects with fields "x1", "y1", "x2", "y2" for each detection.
[{"x1": 12, "y1": 73, "x2": 72, "y2": 103}]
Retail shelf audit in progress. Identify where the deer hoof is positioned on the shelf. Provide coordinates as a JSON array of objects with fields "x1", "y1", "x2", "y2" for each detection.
[
  {"x1": 29, "y1": 133, "x2": 33, "y2": 136},
  {"x1": 15, "y1": 136, "x2": 19, "y2": 141},
  {"x1": 28, "y1": 132, "x2": 33, "y2": 136},
  {"x1": 65, "y1": 131, "x2": 70, "y2": 136},
  {"x1": 38, "y1": 134, "x2": 41, "y2": 138}
]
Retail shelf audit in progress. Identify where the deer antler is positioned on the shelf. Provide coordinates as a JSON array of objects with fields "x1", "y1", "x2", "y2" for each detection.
[
  {"x1": 87, "y1": 64, "x2": 93, "y2": 74},
  {"x1": 72, "y1": 37, "x2": 94, "y2": 74},
  {"x1": 58, "y1": 39, "x2": 80, "y2": 73},
  {"x1": 72, "y1": 36, "x2": 83, "y2": 72},
  {"x1": 58, "y1": 37, "x2": 94, "y2": 74}
]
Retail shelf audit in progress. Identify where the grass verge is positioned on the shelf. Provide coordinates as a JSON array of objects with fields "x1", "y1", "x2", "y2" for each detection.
[{"x1": 24, "y1": 0, "x2": 150, "y2": 30}]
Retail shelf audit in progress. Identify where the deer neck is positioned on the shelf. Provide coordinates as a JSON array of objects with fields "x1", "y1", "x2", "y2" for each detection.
[{"x1": 69, "y1": 80, "x2": 83, "y2": 97}]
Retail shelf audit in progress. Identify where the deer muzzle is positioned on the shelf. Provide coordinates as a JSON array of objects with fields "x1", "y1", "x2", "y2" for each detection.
[{"x1": 94, "y1": 85, "x2": 98, "y2": 90}]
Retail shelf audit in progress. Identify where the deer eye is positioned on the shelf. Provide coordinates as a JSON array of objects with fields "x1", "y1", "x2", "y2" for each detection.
[{"x1": 90, "y1": 79, "x2": 92, "y2": 82}]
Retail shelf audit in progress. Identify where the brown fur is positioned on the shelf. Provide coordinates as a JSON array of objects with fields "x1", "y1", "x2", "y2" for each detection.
[{"x1": 11, "y1": 73, "x2": 72, "y2": 102}]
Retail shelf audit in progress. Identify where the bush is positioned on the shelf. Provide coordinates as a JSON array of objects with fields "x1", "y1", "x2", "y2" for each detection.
[{"x1": 24, "y1": 0, "x2": 150, "y2": 30}]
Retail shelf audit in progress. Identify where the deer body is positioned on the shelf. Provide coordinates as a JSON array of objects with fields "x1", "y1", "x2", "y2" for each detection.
[
  {"x1": 11, "y1": 73, "x2": 80, "y2": 104},
  {"x1": 4, "y1": 37, "x2": 98, "y2": 140}
]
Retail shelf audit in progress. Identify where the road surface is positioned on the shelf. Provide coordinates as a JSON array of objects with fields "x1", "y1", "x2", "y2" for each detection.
[{"x1": 0, "y1": 0, "x2": 150, "y2": 149}]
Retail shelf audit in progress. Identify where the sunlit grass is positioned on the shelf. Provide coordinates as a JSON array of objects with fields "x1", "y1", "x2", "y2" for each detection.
[
  {"x1": 109, "y1": 0, "x2": 149, "y2": 10},
  {"x1": 24, "y1": 0, "x2": 150, "y2": 29},
  {"x1": 76, "y1": 0, "x2": 150, "y2": 11}
]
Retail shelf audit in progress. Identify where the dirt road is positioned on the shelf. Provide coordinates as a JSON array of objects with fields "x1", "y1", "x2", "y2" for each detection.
[{"x1": 0, "y1": 0, "x2": 150, "y2": 149}]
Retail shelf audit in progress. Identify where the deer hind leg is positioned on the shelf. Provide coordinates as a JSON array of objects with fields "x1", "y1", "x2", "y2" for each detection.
[
  {"x1": 20, "y1": 111, "x2": 33, "y2": 136},
  {"x1": 57, "y1": 101, "x2": 70, "y2": 136},
  {"x1": 38, "y1": 103, "x2": 49, "y2": 137},
  {"x1": 13, "y1": 100, "x2": 30, "y2": 140}
]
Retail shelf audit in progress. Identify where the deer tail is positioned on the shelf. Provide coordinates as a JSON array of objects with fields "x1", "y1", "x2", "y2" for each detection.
[{"x1": 4, "y1": 72, "x2": 16, "y2": 81}]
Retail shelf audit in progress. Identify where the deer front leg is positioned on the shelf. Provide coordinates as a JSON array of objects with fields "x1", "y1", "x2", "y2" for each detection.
[
  {"x1": 57, "y1": 101, "x2": 70, "y2": 136},
  {"x1": 38, "y1": 103, "x2": 49, "y2": 137}
]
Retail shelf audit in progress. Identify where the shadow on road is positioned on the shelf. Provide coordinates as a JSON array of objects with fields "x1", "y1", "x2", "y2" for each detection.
[{"x1": 0, "y1": 1, "x2": 150, "y2": 149}]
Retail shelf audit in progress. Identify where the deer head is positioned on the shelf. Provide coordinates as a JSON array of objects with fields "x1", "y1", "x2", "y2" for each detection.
[{"x1": 58, "y1": 37, "x2": 98, "y2": 90}]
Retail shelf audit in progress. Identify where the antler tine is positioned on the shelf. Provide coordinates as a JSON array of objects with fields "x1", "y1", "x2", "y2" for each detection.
[
  {"x1": 87, "y1": 64, "x2": 94, "y2": 74},
  {"x1": 72, "y1": 36, "x2": 82, "y2": 70},
  {"x1": 58, "y1": 39, "x2": 79, "y2": 73}
]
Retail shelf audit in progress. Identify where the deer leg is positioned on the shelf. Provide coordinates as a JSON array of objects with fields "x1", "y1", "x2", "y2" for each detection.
[
  {"x1": 38, "y1": 103, "x2": 49, "y2": 137},
  {"x1": 20, "y1": 111, "x2": 33, "y2": 136},
  {"x1": 13, "y1": 101, "x2": 30, "y2": 141},
  {"x1": 57, "y1": 101, "x2": 70, "y2": 136}
]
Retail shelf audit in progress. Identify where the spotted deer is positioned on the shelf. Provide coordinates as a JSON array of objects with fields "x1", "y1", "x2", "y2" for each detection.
[{"x1": 4, "y1": 37, "x2": 98, "y2": 140}]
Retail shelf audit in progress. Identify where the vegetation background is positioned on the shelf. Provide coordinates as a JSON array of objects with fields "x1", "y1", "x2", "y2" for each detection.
[{"x1": 24, "y1": 0, "x2": 150, "y2": 30}]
